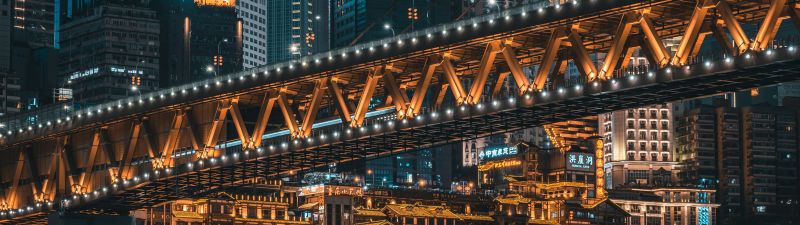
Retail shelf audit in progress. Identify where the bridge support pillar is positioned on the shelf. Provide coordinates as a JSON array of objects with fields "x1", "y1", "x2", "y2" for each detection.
[{"x1": 48, "y1": 212, "x2": 134, "y2": 225}]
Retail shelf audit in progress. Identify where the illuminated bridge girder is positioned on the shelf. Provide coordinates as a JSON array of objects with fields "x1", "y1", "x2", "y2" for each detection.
[{"x1": 1, "y1": 0, "x2": 799, "y2": 223}]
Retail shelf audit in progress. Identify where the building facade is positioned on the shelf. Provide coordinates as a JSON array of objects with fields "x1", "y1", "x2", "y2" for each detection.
[
  {"x1": 600, "y1": 103, "x2": 679, "y2": 189},
  {"x1": 265, "y1": 0, "x2": 313, "y2": 64},
  {"x1": 158, "y1": 0, "x2": 243, "y2": 87},
  {"x1": 609, "y1": 187, "x2": 719, "y2": 225},
  {"x1": 237, "y1": 0, "x2": 267, "y2": 68},
  {"x1": 331, "y1": 0, "x2": 461, "y2": 48},
  {"x1": 676, "y1": 105, "x2": 800, "y2": 225},
  {"x1": 58, "y1": 2, "x2": 159, "y2": 104}
]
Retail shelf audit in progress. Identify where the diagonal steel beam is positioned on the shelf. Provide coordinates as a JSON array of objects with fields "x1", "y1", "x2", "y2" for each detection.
[
  {"x1": 251, "y1": 92, "x2": 277, "y2": 149},
  {"x1": 328, "y1": 79, "x2": 353, "y2": 124},
  {"x1": 350, "y1": 66, "x2": 383, "y2": 127},
  {"x1": 500, "y1": 41, "x2": 532, "y2": 95},
  {"x1": 440, "y1": 57, "x2": 467, "y2": 105},
  {"x1": 467, "y1": 41, "x2": 501, "y2": 104},
  {"x1": 752, "y1": 0, "x2": 788, "y2": 51},
  {"x1": 716, "y1": 0, "x2": 751, "y2": 53},
  {"x1": 533, "y1": 29, "x2": 567, "y2": 90},
  {"x1": 673, "y1": 0, "x2": 713, "y2": 65},
  {"x1": 229, "y1": 98, "x2": 252, "y2": 148},
  {"x1": 599, "y1": 13, "x2": 636, "y2": 79},
  {"x1": 300, "y1": 78, "x2": 329, "y2": 138},
  {"x1": 408, "y1": 57, "x2": 439, "y2": 117}
]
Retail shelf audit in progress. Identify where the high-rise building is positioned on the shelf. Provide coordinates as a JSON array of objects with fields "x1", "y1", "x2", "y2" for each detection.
[
  {"x1": 331, "y1": 0, "x2": 461, "y2": 48},
  {"x1": 237, "y1": 0, "x2": 267, "y2": 68},
  {"x1": 265, "y1": 0, "x2": 314, "y2": 64},
  {"x1": 12, "y1": 0, "x2": 56, "y2": 48},
  {"x1": 364, "y1": 143, "x2": 461, "y2": 189},
  {"x1": 609, "y1": 187, "x2": 719, "y2": 225},
  {"x1": 599, "y1": 103, "x2": 679, "y2": 189},
  {"x1": 158, "y1": 0, "x2": 243, "y2": 87},
  {"x1": 1, "y1": 0, "x2": 10, "y2": 72},
  {"x1": 0, "y1": 72, "x2": 21, "y2": 116},
  {"x1": 676, "y1": 104, "x2": 800, "y2": 225},
  {"x1": 59, "y1": 2, "x2": 159, "y2": 104}
]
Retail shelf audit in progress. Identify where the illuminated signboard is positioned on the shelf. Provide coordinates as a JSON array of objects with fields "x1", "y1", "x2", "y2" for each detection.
[
  {"x1": 299, "y1": 185, "x2": 363, "y2": 196},
  {"x1": 195, "y1": 0, "x2": 235, "y2": 7},
  {"x1": 478, "y1": 159, "x2": 521, "y2": 172},
  {"x1": 479, "y1": 146, "x2": 518, "y2": 160},
  {"x1": 68, "y1": 67, "x2": 99, "y2": 80},
  {"x1": 566, "y1": 152, "x2": 594, "y2": 171}
]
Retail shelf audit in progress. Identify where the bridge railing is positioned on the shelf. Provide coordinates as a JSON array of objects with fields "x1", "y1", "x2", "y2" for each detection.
[{"x1": 0, "y1": 0, "x2": 574, "y2": 139}]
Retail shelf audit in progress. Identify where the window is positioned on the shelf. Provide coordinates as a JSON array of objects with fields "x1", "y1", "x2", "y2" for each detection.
[
  {"x1": 639, "y1": 142, "x2": 646, "y2": 151},
  {"x1": 639, "y1": 110, "x2": 645, "y2": 118},
  {"x1": 661, "y1": 121, "x2": 668, "y2": 129},
  {"x1": 661, "y1": 110, "x2": 668, "y2": 119},
  {"x1": 662, "y1": 153, "x2": 669, "y2": 161},
  {"x1": 628, "y1": 142, "x2": 635, "y2": 150},
  {"x1": 628, "y1": 121, "x2": 634, "y2": 129},
  {"x1": 639, "y1": 121, "x2": 646, "y2": 129},
  {"x1": 640, "y1": 131, "x2": 647, "y2": 139},
  {"x1": 661, "y1": 132, "x2": 668, "y2": 140},
  {"x1": 640, "y1": 153, "x2": 647, "y2": 160},
  {"x1": 628, "y1": 152, "x2": 635, "y2": 160},
  {"x1": 662, "y1": 143, "x2": 669, "y2": 151},
  {"x1": 651, "y1": 153, "x2": 658, "y2": 161},
  {"x1": 627, "y1": 131, "x2": 635, "y2": 139},
  {"x1": 651, "y1": 121, "x2": 657, "y2": 129},
  {"x1": 651, "y1": 142, "x2": 657, "y2": 151},
  {"x1": 651, "y1": 132, "x2": 657, "y2": 140},
  {"x1": 627, "y1": 110, "x2": 634, "y2": 117},
  {"x1": 650, "y1": 110, "x2": 657, "y2": 118}
]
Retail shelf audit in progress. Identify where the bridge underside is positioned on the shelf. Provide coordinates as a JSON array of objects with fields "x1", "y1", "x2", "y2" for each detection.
[{"x1": 73, "y1": 53, "x2": 800, "y2": 216}]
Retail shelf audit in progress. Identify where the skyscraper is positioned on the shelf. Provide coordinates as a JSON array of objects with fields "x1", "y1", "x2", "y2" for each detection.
[
  {"x1": 158, "y1": 0, "x2": 243, "y2": 87},
  {"x1": 265, "y1": 0, "x2": 314, "y2": 64},
  {"x1": 599, "y1": 103, "x2": 678, "y2": 189},
  {"x1": 59, "y1": 2, "x2": 159, "y2": 104},
  {"x1": 237, "y1": 0, "x2": 267, "y2": 68},
  {"x1": 12, "y1": 0, "x2": 56, "y2": 48},
  {"x1": 676, "y1": 104, "x2": 800, "y2": 225},
  {"x1": 331, "y1": 0, "x2": 461, "y2": 48}
]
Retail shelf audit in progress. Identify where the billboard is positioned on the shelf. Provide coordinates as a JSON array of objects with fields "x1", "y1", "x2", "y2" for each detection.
[
  {"x1": 479, "y1": 146, "x2": 518, "y2": 161},
  {"x1": 566, "y1": 152, "x2": 595, "y2": 172}
]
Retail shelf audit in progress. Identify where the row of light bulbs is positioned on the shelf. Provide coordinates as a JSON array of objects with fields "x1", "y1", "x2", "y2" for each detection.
[{"x1": 0, "y1": 0, "x2": 587, "y2": 139}]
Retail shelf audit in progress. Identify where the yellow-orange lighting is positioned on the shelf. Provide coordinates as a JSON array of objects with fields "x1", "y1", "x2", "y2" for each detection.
[{"x1": 195, "y1": 0, "x2": 235, "y2": 7}]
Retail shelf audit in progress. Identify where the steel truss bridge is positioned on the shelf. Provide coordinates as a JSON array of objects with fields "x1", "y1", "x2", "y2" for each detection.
[{"x1": 2, "y1": 0, "x2": 800, "y2": 223}]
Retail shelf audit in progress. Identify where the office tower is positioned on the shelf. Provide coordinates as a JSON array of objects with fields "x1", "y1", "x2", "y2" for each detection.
[
  {"x1": 265, "y1": 0, "x2": 314, "y2": 64},
  {"x1": 59, "y1": 2, "x2": 159, "y2": 104},
  {"x1": 158, "y1": 0, "x2": 243, "y2": 87},
  {"x1": 364, "y1": 143, "x2": 459, "y2": 189},
  {"x1": 12, "y1": 0, "x2": 56, "y2": 48},
  {"x1": 609, "y1": 187, "x2": 719, "y2": 225},
  {"x1": 599, "y1": 103, "x2": 679, "y2": 189},
  {"x1": 1, "y1": 0, "x2": 10, "y2": 72},
  {"x1": 331, "y1": 0, "x2": 461, "y2": 48},
  {"x1": 0, "y1": 72, "x2": 20, "y2": 116},
  {"x1": 237, "y1": 0, "x2": 267, "y2": 68},
  {"x1": 676, "y1": 104, "x2": 800, "y2": 225}
]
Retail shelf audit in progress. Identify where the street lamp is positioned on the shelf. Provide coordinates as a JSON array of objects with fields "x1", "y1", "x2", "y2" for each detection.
[
  {"x1": 487, "y1": 0, "x2": 501, "y2": 12},
  {"x1": 383, "y1": 23, "x2": 395, "y2": 36}
]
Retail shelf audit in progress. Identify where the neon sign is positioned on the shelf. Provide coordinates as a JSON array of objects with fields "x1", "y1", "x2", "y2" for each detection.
[
  {"x1": 68, "y1": 67, "x2": 99, "y2": 80},
  {"x1": 566, "y1": 152, "x2": 594, "y2": 171},
  {"x1": 478, "y1": 159, "x2": 521, "y2": 172},
  {"x1": 479, "y1": 146, "x2": 518, "y2": 160}
]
